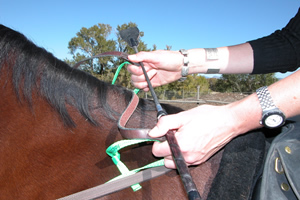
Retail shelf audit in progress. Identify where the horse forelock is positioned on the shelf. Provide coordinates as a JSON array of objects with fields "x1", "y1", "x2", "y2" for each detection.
[{"x1": 0, "y1": 24, "x2": 131, "y2": 127}]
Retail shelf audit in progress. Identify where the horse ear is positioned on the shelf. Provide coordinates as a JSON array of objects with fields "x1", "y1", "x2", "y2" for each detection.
[{"x1": 119, "y1": 27, "x2": 139, "y2": 47}]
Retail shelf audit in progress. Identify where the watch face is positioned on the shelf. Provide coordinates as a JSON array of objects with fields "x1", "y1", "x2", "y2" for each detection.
[{"x1": 265, "y1": 114, "x2": 284, "y2": 128}]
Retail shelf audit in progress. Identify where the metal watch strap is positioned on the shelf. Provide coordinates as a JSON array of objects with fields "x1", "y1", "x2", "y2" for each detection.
[
  {"x1": 256, "y1": 86, "x2": 276, "y2": 110},
  {"x1": 179, "y1": 49, "x2": 189, "y2": 77}
]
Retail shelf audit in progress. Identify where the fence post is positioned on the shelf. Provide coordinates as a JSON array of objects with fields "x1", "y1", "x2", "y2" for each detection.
[{"x1": 197, "y1": 85, "x2": 200, "y2": 100}]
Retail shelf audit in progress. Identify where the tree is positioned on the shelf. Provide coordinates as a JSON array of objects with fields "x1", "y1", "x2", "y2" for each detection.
[
  {"x1": 67, "y1": 23, "x2": 116, "y2": 74},
  {"x1": 116, "y1": 22, "x2": 150, "y2": 54},
  {"x1": 165, "y1": 45, "x2": 172, "y2": 50},
  {"x1": 208, "y1": 77, "x2": 218, "y2": 91},
  {"x1": 182, "y1": 74, "x2": 209, "y2": 92},
  {"x1": 214, "y1": 73, "x2": 278, "y2": 93}
]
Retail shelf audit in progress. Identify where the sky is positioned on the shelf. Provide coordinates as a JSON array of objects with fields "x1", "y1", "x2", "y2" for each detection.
[{"x1": 1, "y1": 0, "x2": 299, "y2": 78}]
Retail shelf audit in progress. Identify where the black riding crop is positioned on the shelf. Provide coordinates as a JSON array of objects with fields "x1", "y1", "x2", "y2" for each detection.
[{"x1": 120, "y1": 27, "x2": 201, "y2": 200}]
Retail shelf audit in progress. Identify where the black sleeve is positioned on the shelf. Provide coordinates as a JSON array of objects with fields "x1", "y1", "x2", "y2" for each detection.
[{"x1": 249, "y1": 8, "x2": 300, "y2": 74}]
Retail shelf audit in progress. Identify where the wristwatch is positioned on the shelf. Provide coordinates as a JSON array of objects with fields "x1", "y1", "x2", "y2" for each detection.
[{"x1": 256, "y1": 86, "x2": 286, "y2": 128}]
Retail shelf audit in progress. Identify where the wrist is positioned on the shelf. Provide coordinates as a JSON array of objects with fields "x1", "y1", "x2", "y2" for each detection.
[
  {"x1": 226, "y1": 94, "x2": 263, "y2": 136},
  {"x1": 180, "y1": 49, "x2": 207, "y2": 75},
  {"x1": 179, "y1": 48, "x2": 223, "y2": 75},
  {"x1": 179, "y1": 49, "x2": 189, "y2": 77}
]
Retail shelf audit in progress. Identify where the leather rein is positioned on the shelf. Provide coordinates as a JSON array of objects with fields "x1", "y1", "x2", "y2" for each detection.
[
  {"x1": 74, "y1": 51, "x2": 166, "y2": 141},
  {"x1": 58, "y1": 51, "x2": 169, "y2": 200}
]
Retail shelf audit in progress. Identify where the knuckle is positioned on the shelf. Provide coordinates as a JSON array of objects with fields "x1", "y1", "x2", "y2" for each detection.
[{"x1": 184, "y1": 154, "x2": 196, "y2": 164}]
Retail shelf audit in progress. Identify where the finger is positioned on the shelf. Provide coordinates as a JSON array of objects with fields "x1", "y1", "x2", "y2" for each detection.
[
  {"x1": 128, "y1": 52, "x2": 158, "y2": 64},
  {"x1": 164, "y1": 157, "x2": 176, "y2": 169},
  {"x1": 130, "y1": 73, "x2": 150, "y2": 89},
  {"x1": 130, "y1": 80, "x2": 148, "y2": 90},
  {"x1": 152, "y1": 141, "x2": 171, "y2": 158},
  {"x1": 129, "y1": 81, "x2": 150, "y2": 91},
  {"x1": 127, "y1": 64, "x2": 155, "y2": 77},
  {"x1": 127, "y1": 64, "x2": 144, "y2": 76},
  {"x1": 149, "y1": 115, "x2": 182, "y2": 138},
  {"x1": 128, "y1": 54, "x2": 142, "y2": 62},
  {"x1": 131, "y1": 69, "x2": 157, "y2": 83}
]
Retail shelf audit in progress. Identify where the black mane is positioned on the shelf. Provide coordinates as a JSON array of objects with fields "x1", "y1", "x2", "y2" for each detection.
[{"x1": 0, "y1": 24, "x2": 132, "y2": 127}]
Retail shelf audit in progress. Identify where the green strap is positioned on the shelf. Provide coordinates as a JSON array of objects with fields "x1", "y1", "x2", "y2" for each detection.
[
  {"x1": 109, "y1": 62, "x2": 157, "y2": 191},
  {"x1": 112, "y1": 61, "x2": 140, "y2": 94},
  {"x1": 106, "y1": 139, "x2": 164, "y2": 191}
]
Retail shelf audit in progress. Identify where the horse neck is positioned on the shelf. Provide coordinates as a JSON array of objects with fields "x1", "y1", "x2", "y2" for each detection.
[
  {"x1": 0, "y1": 24, "x2": 162, "y2": 199},
  {"x1": 106, "y1": 87, "x2": 159, "y2": 129},
  {"x1": 0, "y1": 62, "x2": 121, "y2": 198}
]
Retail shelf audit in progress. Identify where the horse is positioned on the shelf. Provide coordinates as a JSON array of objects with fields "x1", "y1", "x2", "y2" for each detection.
[{"x1": 0, "y1": 24, "x2": 266, "y2": 200}]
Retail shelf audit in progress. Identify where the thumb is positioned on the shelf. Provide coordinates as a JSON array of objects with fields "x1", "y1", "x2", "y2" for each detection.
[
  {"x1": 128, "y1": 51, "x2": 157, "y2": 63},
  {"x1": 128, "y1": 54, "x2": 142, "y2": 62},
  {"x1": 149, "y1": 115, "x2": 181, "y2": 138}
]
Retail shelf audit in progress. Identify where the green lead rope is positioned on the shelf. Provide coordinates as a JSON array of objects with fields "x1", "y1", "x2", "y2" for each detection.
[
  {"x1": 106, "y1": 139, "x2": 164, "y2": 191},
  {"x1": 107, "y1": 62, "x2": 164, "y2": 192},
  {"x1": 112, "y1": 61, "x2": 140, "y2": 94}
]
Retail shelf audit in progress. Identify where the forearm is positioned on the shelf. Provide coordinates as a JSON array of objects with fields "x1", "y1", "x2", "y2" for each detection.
[
  {"x1": 268, "y1": 70, "x2": 300, "y2": 118},
  {"x1": 249, "y1": 8, "x2": 300, "y2": 74},
  {"x1": 183, "y1": 43, "x2": 254, "y2": 75},
  {"x1": 185, "y1": 9, "x2": 300, "y2": 76},
  {"x1": 228, "y1": 70, "x2": 300, "y2": 135}
]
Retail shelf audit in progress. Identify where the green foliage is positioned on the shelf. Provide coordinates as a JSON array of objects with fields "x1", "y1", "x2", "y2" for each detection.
[
  {"x1": 184, "y1": 74, "x2": 209, "y2": 92},
  {"x1": 208, "y1": 78, "x2": 218, "y2": 91},
  {"x1": 163, "y1": 74, "x2": 209, "y2": 92},
  {"x1": 67, "y1": 23, "x2": 116, "y2": 74},
  {"x1": 213, "y1": 73, "x2": 278, "y2": 93}
]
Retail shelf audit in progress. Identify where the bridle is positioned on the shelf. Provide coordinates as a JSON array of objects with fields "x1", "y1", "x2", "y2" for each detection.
[
  {"x1": 73, "y1": 51, "x2": 166, "y2": 140},
  {"x1": 60, "y1": 25, "x2": 202, "y2": 197},
  {"x1": 58, "y1": 52, "x2": 170, "y2": 200},
  {"x1": 72, "y1": 51, "x2": 139, "y2": 69},
  {"x1": 119, "y1": 27, "x2": 201, "y2": 200}
]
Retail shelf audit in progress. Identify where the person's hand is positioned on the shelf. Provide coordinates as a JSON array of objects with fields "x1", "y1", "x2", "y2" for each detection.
[
  {"x1": 127, "y1": 50, "x2": 183, "y2": 91},
  {"x1": 149, "y1": 104, "x2": 243, "y2": 169}
]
